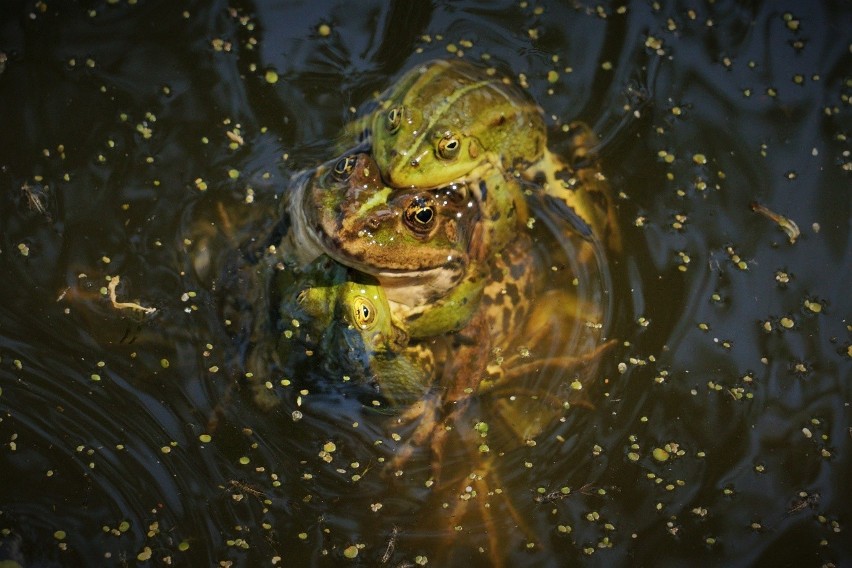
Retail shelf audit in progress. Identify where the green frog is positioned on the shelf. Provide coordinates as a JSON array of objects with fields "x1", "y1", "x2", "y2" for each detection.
[
  {"x1": 284, "y1": 152, "x2": 526, "y2": 336},
  {"x1": 345, "y1": 59, "x2": 619, "y2": 252},
  {"x1": 381, "y1": 228, "x2": 616, "y2": 566},
  {"x1": 271, "y1": 256, "x2": 435, "y2": 407}
]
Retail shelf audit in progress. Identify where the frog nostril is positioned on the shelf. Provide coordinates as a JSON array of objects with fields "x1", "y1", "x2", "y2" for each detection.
[{"x1": 410, "y1": 159, "x2": 419, "y2": 168}]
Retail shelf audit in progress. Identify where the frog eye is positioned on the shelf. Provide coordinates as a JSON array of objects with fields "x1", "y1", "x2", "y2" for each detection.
[
  {"x1": 437, "y1": 135, "x2": 460, "y2": 160},
  {"x1": 403, "y1": 195, "x2": 437, "y2": 234},
  {"x1": 332, "y1": 155, "x2": 358, "y2": 181},
  {"x1": 386, "y1": 107, "x2": 403, "y2": 133},
  {"x1": 352, "y1": 297, "x2": 376, "y2": 329}
]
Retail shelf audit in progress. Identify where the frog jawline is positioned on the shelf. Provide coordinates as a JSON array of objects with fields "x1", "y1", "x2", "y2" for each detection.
[{"x1": 312, "y1": 230, "x2": 463, "y2": 307}]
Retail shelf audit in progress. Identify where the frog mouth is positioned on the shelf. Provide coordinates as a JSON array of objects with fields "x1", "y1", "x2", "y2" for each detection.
[{"x1": 310, "y1": 226, "x2": 466, "y2": 307}]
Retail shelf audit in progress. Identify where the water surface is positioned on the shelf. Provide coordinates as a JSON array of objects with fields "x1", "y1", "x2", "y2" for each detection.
[{"x1": 0, "y1": 1, "x2": 849, "y2": 566}]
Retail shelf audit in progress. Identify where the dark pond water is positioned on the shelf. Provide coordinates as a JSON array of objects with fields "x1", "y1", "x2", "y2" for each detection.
[{"x1": 1, "y1": 1, "x2": 850, "y2": 566}]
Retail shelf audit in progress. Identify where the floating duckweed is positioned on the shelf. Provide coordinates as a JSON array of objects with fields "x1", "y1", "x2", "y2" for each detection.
[
  {"x1": 645, "y1": 36, "x2": 662, "y2": 51},
  {"x1": 323, "y1": 441, "x2": 337, "y2": 453},
  {"x1": 557, "y1": 524, "x2": 572, "y2": 534},
  {"x1": 264, "y1": 70, "x2": 278, "y2": 84},
  {"x1": 780, "y1": 317, "x2": 794, "y2": 329},
  {"x1": 160, "y1": 358, "x2": 170, "y2": 368},
  {"x1": 782, "y1": 13, "x2": 800, "y2": 30},
  {"x1": 161, "y1": 446, "x2": 171, "y2": 454},
  {"x1": 137, "y1": 547, "x2": 152, "y2": 561},
  {"x1": 692, "y1": 153, "x2": 707, "y2": 165},
  {"x1": 178, "y1": 541, "x2": 190, "y2": 551},
  {"x1": 54, "y1": 530, "x2": 66, "y2": 540},
  {"x1": 228, "y1": 168, "x2": 239, "y2": 179},
  {"x1": 652, "y1": 447, "x2": 670, "y2": 462},
  {"x1": 804, "y1": 300, "x2": 822, "y2": 313},
  {"x1": 17, "y1": 242, "x2": 29, "y2": 256},
  {"x1": 318, "y1": 23, "x2": 331, "y2": 37},
  {"x1": 91, "y1": 374, "x2": 101, "y2": 381},
  {"x1": 343, "y1": 545, "x2": 358, "y2": 559},
  {"x1": 199, "y1": 434, "x2": 212, "y2": 443},
  {"x1": 628, "y1": 452, "x2": 640, "y2": 462},
  {"x1": 239, "y1": 456, "x2": 250, "y2": 465}
]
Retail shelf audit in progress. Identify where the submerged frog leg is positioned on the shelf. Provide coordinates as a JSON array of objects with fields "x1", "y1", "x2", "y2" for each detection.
[
  {"x1": 386, "y1": 311, "x2": 491, "y2": 477},
  {"x1": 386, "y1": 394, "x2": 444, "y2": 472},
  {"x1": 524, "y1": 123, "x2": 621, "y2": 254},
  {"x1": 501, "y1": 339, "x2": 617, "y2": 387},
  {"x1": 434, "y1": 450, "x2": 539, "y2": 568}
]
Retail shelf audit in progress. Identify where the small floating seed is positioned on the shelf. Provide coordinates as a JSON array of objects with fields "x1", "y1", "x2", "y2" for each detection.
[{"x1": 343, "y1": 545, "x2": 358, "y2": 559}]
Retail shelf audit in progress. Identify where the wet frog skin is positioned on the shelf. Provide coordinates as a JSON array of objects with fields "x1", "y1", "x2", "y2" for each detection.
[
  {"x1": 346, "y1": 59, "x2": 620, "y2": 253},
  {"x1": 274, "y1": 256, "x2": 435, "y2": 407},
  {"x1": 284, "y1": 153, "x2": 526, "y2": 335},
  {"x1": 355, "y1": 59, "x2": 547, "y2": 190},
  {"x1": 286, "y1": 153, "x2": 481, "y2": 304}
]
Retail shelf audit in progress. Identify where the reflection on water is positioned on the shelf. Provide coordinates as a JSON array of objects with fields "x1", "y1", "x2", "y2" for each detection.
[{"x1": 1, "y1": 1, "x2": 850, "y2": 566}]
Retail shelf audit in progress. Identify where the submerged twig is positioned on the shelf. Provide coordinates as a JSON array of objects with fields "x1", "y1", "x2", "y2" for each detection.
[
  {"x1": 107, "y1": 275, "x2": 157, "y2": 314},
  {"x1": 750, "y1": 201, "x2": 800, "y2": 244},
  {"x1": 380, "y1": 525, "x2": 400, "y2": 564}
]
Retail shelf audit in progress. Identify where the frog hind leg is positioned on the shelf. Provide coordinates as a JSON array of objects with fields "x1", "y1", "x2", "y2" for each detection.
[
  {"x1": 434, "y1": 449, "x2": 539, "y2": 567},
  {"x1": 385, "y1": 311, "x2": 491, "y2": 478},
  {"x1": 524, "y1": 123, "x2": 622, "y2": 254}
]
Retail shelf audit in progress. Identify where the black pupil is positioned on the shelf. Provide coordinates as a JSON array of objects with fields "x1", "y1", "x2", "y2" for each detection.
[
  {"x1": 360, "y1": 304, "x2": 370, "y2": 320},
  {"x1": 334, "y1": 157, "x2": 354, "y2": 177},
  {"x1": 414, "y1": 207, "x2": 433, "y2": 224}
]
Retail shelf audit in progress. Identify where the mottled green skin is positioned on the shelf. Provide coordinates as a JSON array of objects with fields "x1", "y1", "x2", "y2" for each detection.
[
  {"x1": 362, "y1": 59, "x2": 547, "y2": 189},
  {"x1": 290, "y1": 153, "x2": 480, "y2": 301},
  {"x1": 286, "y1": 152, "x2": 528, "y2": 335},
  {"x1": 275, "y1": 256, "x2": 434, "y2": 406},
  {"x1": 345, "y1": 59, "x2": 620, "y2": 253}
]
